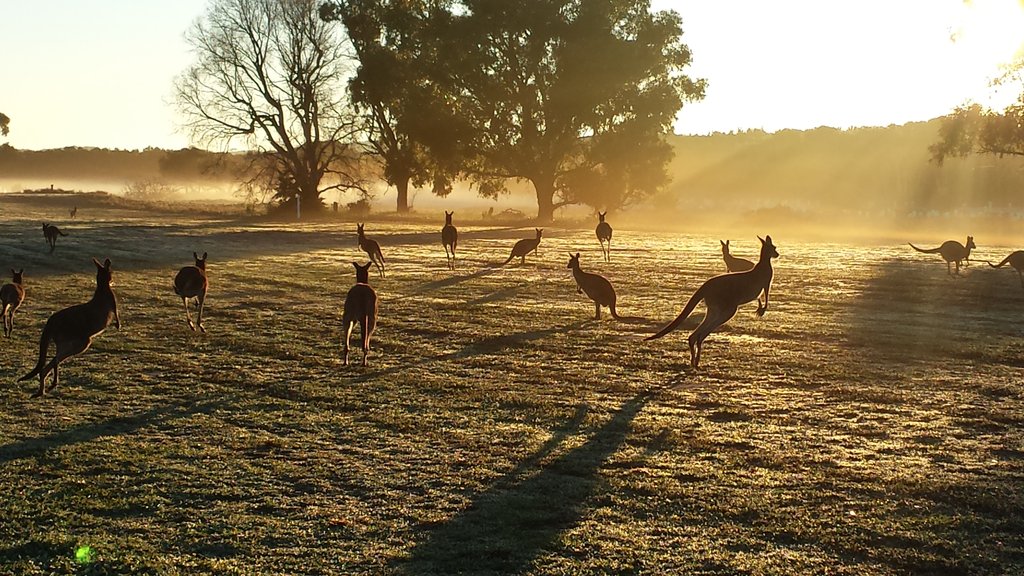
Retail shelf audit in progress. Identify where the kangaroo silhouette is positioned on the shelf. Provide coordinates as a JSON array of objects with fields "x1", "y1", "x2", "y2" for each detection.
[
  {"x1": 19, "y1": 258, "x2": 121, "y2": 397},
  {"x1": 909, "y1": 236, "x2": 975, "y2": 276},
  {"x1": 42, "y1": 223, "x2": 67, "y2": 254},
  {"x1": 721, "y1": 240, "x2": 754, "y2": 272},
  {"x1": 69, "y1": 206, "x2": 77, "y2": 219},
  {"x1": 567, "y1": 252, "x2": 621, "y2": 320},
  {"x1": 1, "y1": 268, "x2": 26, "y2": 338},
  {"x1": 442, "y1": 211, "x2": 458, "y2": 270},
  {"x1": 647, "y1": 235, "x2": 779, "y2": 368},
  {"x1": 342, "y1": 261, "x2": 378, "y2": 366},
  {"x1": 174, "y1": 252, "x2": 208, "y2": 332},
  {"x1": 988, "y1": 250, "x2": 1024, "y2": 289},
  {"x1": 357, "y1": 223, "x2": 386, "y2": 278},
  {"x1": 596, "y1": 212, "x2": 612, "y2": 262},
  {"x1": 502, "y1": 228, "x2": 543, "y2": 265}
]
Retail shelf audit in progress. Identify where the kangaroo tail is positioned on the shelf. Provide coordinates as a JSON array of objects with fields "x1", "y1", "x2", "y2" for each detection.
[
  {"x1": 988, "y1": 256, "x2": 1012, "y2": 268},
  {"x1": 610, "y1": 303, "x2": 622, "y2": 320},
  {"x1": 501, "y1": 252, "x2": 515, "y2": 266},
  {"x1": 646, "y1": 286, "x2": 705, "y2": 341},
  {"x1": 173, "y1": 282, "x2": 182, "y2": 296},
  {"x1": 58, "y1": 230, "x2": 67, "y2": 236},
  {"x1": 18, "y1": 324, "x2": 51, "y2": 381},
  {"x1": 909, "y1": 243, "x2": 940, "y2": 254}
]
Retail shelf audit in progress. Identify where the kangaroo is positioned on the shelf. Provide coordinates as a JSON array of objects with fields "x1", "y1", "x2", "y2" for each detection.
[
  {"x1": 441, "y1": 211, "x2": 458, "y2": 270},
  {"x1": 502, "y1": 228, "x2": 543, "y2": 265},
  {"x1": 42, "y1": 223, "x2": 67, "y2": 253},
  {"x1": 342, "y1": 261, "x2": 378, "y2": 366},
  {"x1": 1, "y1": 269, "x2": 26, "y2": 338},
  {"x1": 721, "y1": 240, "x2": 754, "y2": 272},
  {"x1": 357, "y1": 223, "x2": 386, "y2": 278},
  {"x1": 988, "y1": 250, "x2": 1024, "y2": 289},
  {"x1": 19, "y1": 258, "x2": 121, "y2": 398},
  {"x1": 567, "y1": 252, "x2": 621, "y2": 320},
  {"x1": 69, "y1": 206, "x2": 77, "y2": 219},
  {"x1": 909, "y1": 236, "x2": 976, "y2": 276},
  {"x1": 647, "y1": 235, "x2": 779, "y2": 369},
  {"x1": 174, "y1": 252, "x2": 208, "y2": 332},
  {"x1": 596, "y1": 212, "x2": 612, "y2": 262}
]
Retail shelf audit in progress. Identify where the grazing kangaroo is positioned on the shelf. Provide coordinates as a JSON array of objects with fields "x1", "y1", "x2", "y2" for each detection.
[
  {"x1": 567, "y1": 252, "x2": 621, "y2": 320},
  {"x1": 1, "y1": 269, "x2": 26, "y2": 338},
  {"x1": 502, "y1": 228, "x2": 543, "y2": 265},
  {"x1": 42, "y1": 223, "x2": 67, "y2": 253},
  {"x1": 721, "y1": 240, "x2": 754, "y2": 272},
  {"x1": 69, "y1": 206, "x2": 77, "y2": 219},
  {"x1": 988, "y1": 251, "x2": 1024, "y2": 289},
  {"x1": 174, "y1": 252, "x2": 208, "y2": 332},
  {"x1": 909, "y1": 236, "x2": 975, "y2": 276},
  {"x1": 19, "y1": 258, "x2": 121, "y2": 398},
  {"x1": 441, "y1": 211, "x2": 458, "y2": 270},
  {"x1": 596, "y1": 212, "x2": 612, "y2": 262},
  {"x1": 357, "y1": 223, "x2": 386, "y2": 278},
  {"x1": 342, "y1": 261, "x2": 378, "y2": 366},
  {"x1": 647, "y1": 235, "x2": 779, "y2": 369}
]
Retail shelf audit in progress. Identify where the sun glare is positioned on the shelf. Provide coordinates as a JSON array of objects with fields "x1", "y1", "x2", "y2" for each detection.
[{"x1": 950, "y1": 0, "x2": 1024, "y2": 107}]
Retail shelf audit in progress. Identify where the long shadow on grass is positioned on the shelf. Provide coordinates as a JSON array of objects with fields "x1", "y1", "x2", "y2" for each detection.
[
  {"x1": 0, "y1": 396, "x2": 232, "y2": 464},
  {"x1": 396, "y1": 393, "x2": 650, "y2": 575}
]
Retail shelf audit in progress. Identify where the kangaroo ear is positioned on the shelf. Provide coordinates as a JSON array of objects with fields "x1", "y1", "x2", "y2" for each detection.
[
  {"x1": 103, "y1": 258, "x2": 112, "y2": 269},
  {"x1": 758, "y1": 236, "x2": 765, "y2": 244},
  {"x1": 92, "y1": 258, "x2": 102, "y2": 269},
  {"x1": 18, "y1": 268, "x2": 23, "y2": 275},
  {"x1": 10, "y1": 269, "x2": 14, "y2": 276},
  {"x1": 576, "y1": 252, "x2": 580, "y2": 258},
  {"x1": 765, "y1": 235, "x2": 772, "y2": 244},
  {"x1": 351, "y1": 261, "x2": 359, "y2": 270},
  {"x1": 193, "y1": 251, "x2": 199, "y2": 260},
  {"x1": 202, "y1": 252, "x2": 208, "y2": 260}
]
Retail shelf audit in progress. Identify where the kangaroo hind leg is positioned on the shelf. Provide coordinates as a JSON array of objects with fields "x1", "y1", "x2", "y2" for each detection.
[{"x1": 687, "y1": 305, "x2": 738, "y2": 369}]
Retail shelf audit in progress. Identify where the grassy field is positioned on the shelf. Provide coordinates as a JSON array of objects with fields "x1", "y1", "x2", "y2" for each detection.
[{"x1": 1, "y1": 193, "x2": 1023, "y2": 575}]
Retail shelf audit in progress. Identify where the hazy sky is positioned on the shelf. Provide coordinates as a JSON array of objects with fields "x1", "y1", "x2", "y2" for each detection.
[{"x1": 1, "y1": 0, "x2": 1022, "y2": 151}]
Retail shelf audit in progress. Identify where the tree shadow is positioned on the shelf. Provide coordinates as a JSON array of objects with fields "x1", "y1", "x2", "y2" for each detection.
[
  {"x1": 395, "y1": 393, "x2": 650, "y2": 574},
  {"x1": 0, "y1": 396, "x2": 232, "y2": 465}
]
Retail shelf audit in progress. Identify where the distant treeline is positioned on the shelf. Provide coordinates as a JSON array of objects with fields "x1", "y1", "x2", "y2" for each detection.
[
  {"x1": 663, "y1": 119, "x2": 1024, "y2": 215},
  {"x1": 2, "y1": 120, "x2": 1022, "y2": 215}
]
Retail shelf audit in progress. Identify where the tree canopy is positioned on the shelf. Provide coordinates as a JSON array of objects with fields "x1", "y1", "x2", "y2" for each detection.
[
  {"x1": 417, "y1": 0, "x2": 705, "y2": 222},
  {"x1": 321, "y1": 0, "x2": 449, "y2": 213},
  {"x1": 175, "y1": 0, "x2": 364, "y2": 212},
  {"x1": 931, "y1": 59, "x2": 1024, "y2": 165},
  {"x1": 0, "y1": 113, "x2": 9, "y2": 137}
]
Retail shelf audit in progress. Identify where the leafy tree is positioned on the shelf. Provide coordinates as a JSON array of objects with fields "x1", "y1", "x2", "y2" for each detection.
[
  {"x1": 321, "y1": 0, "x2": 452, "y2": 213},
  {"x1": 175, "y1": 0, "x2": 364, "y2": 212},
  {"x1": 0, "y1": 113, "x2": 9, "y2": 137},
  {"x1": 931, "y1": 59, "x2": 1024, "y2": 164},
  {"x1": 419, "y1": 0, "x2": 705, "y2": 222}
]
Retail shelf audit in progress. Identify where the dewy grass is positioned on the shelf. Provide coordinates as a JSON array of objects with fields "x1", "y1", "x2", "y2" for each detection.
[{"x1": 0, "y1": 198, "x2": 1022, "y2": 574}]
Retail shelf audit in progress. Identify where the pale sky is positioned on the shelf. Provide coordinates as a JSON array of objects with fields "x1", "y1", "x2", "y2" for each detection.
[{"x1": 1, "y1": 0, "x2": 1022, "y2": 151}]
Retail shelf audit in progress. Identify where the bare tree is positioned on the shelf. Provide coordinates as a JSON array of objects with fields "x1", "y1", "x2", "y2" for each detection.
[{"x1": 176, "y1": 0, "x2": 365, "y2": 212}]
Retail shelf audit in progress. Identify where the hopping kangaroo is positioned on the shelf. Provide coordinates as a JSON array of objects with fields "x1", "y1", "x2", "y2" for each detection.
[
  {"x1": 596, "y1": 212, "x2": 612, "y2": 262},
  {"x1": 441, "y1": 211, "x2": 458, "y2": 270},
  {"x1": 988, "y1": 251, "x2": 1024, "y2": 289},
  {"x1": 174, "y1": 252, "x2": 208, "y2": 332},
  {"x1": 42, "y1": 223, "x2": 67, "y2": 253},
  {"x1": 909, "y1": 236, "x2": 975, "y2": 276},
  {"x1": 721, "y1": 240, "x2": 754, "y2": 272},
  {"x1": 647, "y1": 235, "x2": 779, "y2": 368},
  {"x1": 357, "y1": 223, "x2": 386, "y2": 278},
  {"x1": 1, "y1": 269, "x2": 26, "y2": 338},
  {"x1": 19, "y1": 258, "x2": 121, "y2": 398},
  {"x1": 567, "y1": 252, "x2": 621, "y2": 320},
  {"x1": 502, "y1": 228, "x2": 543, "y2": 265},
  {"x1": 342, "y1": 262, "x2": 378, "y2": 366}
]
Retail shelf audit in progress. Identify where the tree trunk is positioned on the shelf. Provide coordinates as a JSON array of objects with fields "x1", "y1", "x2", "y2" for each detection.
[
  {"x1": 396, "y1": 177, "x2": 410, "y2": 213},
  {"x1": 534, "y1": 178, "x2": 555, "y2": 223}
]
